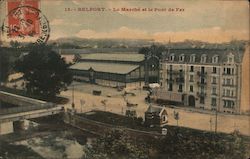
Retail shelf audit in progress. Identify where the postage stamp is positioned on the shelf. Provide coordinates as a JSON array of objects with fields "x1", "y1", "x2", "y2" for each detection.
[{"x1": 1, "y1": 0, "x2": 50, "y2": 44}]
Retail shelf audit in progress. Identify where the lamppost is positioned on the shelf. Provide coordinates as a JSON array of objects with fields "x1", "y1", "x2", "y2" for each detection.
[{"x1": 71, "y1": 84, "x2": 75, "y2": 109}]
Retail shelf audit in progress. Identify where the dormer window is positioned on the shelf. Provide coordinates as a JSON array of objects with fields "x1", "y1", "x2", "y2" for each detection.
[
  {"x1": 170, "y1": 54, "x2": 175, "y2": 61},
  {"x1": 201, "y1": 54, "x2": 207, "y2": 63},
  {"x1": 212, "y1": 55, "x2": 219, "y2": 63},
  {"x1": 179, "y1": 54, "x2": 185, "y2": 62},
  {"x1": 190, "y1": 54, "x2": 195, "y2": 63},
  {"x1": 227, "y1": 53, "x2": 234, "y2": 63}
]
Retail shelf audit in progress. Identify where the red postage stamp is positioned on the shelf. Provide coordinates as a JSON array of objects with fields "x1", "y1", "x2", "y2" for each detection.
[
  {"x1": 1, "y1": 0, "x2": 50, "y2": 44},
  {"x1": 7, "y1": 0, "x2": 40, "y2": 38}
]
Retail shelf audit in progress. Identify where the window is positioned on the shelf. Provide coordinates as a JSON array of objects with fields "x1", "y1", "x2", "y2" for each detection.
[
  {"x1": 190, "y1": 66, "x2": 194, "y2": 72},
  {"x1": 227, "y1": 68, "x2": 231, "y2": 74},
  {"x1": 227, "y1": 53, "x2": 234, "y2": 63},
  {"x1": 169, "y1": 65, "x2": 173, "y2": 70},
  {"x1": 200, "y1": 96, "x2": 205, "y2": 104},
  {"x1": 212, "y1": 77, "x2": 216, "y2": 84},
  {"x1": 212, "y1": 55, "x2": 219, "y2": 63},
  {"x1": 179, "y1": 54, "x2": 185, "y2": 62},
  {"x1": 190, "y1": 54, "x2": 196, "y2": 63},
  {"x1": 211, "y1": 98, "x2": 217, "y2": 106},
  {"x1": 189, "y1": 75, "x2": 194, "y2": 82},
  {"x1": 201, "y1": 54, "x2": 207, "y2": 63},
  {"x1": 226, "y1": 90, "x2": 230, "y2": 96},
  {"x1": 201, "y1": 77, "x2": 205, "y2": 84},
  {"x1": 212, "y1": 67, "x2": 217, "y2": 73},
  {"x1": 201, "y1": 66, "x2": 205, "y2": 73},
  {"x1": 168, "y1": 83, "x2": 173, "y2": 91},
  {"x1": 162, "y1": 115, "x2": 167, "y2": 122},
  {"x1": 190, "y1": 85, "x2": 193, "y2": 92},
  {"x1": 170, "y1": 54, "x2": 175, "y2": 61},
  {"x1": 223, "y1": 100, "x2": 235, "y2": 108},
  {"x1": 178, "y1": 84, "x2": 183, "y2": 92},
  {"x1": 200, "y1": 86, "x2": 205, "y2": 93},
  {"x1": 212, "y1": 87, "x2": 216, "y2": 95}
]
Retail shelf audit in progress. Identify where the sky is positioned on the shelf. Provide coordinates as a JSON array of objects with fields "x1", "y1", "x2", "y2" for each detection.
[{"x1": 0, "y1": 0, "x2": 249, "y2": 43}]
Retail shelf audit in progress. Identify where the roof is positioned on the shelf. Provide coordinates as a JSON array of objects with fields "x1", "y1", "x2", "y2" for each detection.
[
  {"x1": 69, "y1": 62, "x2": 139, "y2": 74},
  {"x1": 162, "y1": 48, "x2": 245, "y2": 63},
  {"x1": 79, "y1": 53, "x2": 145, "y2": 62},
  {"x1": 146, "y1": 105, "x2": 164, "y2": 114}
]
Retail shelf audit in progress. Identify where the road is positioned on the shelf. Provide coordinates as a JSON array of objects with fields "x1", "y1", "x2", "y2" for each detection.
[{"x1": 60, "y1": 82, "x2": 250, "y2": 136}]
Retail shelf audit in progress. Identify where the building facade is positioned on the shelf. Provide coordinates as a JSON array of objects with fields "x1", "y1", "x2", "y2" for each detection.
[{"x1": 155, "y1": 45, "x2": 249, "y2": 114}]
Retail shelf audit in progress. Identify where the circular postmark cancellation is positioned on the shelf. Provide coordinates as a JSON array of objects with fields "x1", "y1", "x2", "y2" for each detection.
[{"x1": 1, "y1": 5, "x2": 50, "y2": 44}]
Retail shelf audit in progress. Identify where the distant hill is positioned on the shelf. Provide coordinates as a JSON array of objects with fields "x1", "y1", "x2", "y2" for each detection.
[{"x1": 48, "y1": 37, "x2": 157, "y2": 49}]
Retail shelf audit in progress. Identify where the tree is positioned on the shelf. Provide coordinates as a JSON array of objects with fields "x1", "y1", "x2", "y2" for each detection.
[
  {"x1": 139, "y1": 44, "x2": 166, "y2": 59},
  {"x1": 10, "y1": 40, "x2": 20, "y2": 48},
  {"x1": 84, "y1": 130, "x2": 149, "y2": 159},
  {"x1": 14, "y1": 44, "x2": 72, "y2": 99},
  {"x1": 0, "y1": 48, "x2": 10, "y2": 84}
]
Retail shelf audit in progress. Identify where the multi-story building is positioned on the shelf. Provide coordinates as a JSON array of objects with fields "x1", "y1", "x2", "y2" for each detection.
[{"x1": 155, "y1": 45, "x2": 249, "y2": 114}]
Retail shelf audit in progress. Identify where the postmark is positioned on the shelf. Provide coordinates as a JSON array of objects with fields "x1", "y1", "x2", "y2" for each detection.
[{"x1": 1, "y1": 0, "x2": 50, "y2": 44}]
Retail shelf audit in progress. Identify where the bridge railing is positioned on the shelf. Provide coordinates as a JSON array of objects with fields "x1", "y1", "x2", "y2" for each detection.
[{"x1": 0, "y1": 103, "x2": 54, "y2": 115}]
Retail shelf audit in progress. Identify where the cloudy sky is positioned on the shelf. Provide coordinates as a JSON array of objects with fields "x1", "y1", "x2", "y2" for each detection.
[{"x1": 1, "y1": 0, "x2": 249, "y2": 43}]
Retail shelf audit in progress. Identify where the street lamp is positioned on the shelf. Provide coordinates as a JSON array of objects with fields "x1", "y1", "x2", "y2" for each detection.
[{"x1": 71, "y1": 84, "x2": 75, "y2": 109}]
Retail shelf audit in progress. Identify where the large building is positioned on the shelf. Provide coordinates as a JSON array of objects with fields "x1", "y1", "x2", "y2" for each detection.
[
  {"x1": 154, "y1": 45, "x2": 249, "y2": 114},
  {"x1": 69, "y1": 53, "x2": 159, "y2": 88}
]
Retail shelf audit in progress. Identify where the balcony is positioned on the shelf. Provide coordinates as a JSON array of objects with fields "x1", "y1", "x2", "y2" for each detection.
[
  {"x1": 222, "y1": 95, "x2": 236, "y2": 99},
  {"x1": 222, "y1": 84, "x2": 236, "y2": 87},
  {"x1": 197, "y1": 92, "x2": 206, "y2": 97},
  {"x1": 222, "y1": 73, "x2": 235, "y2": 76},
  {"x1": 176, "y1": 78, "x2": 185, "y2": 83},
  {"x1": 178, "y1": 89, "x2": 183, "y2": 93},
  {"x1": 167, "y1": 69, "x2": 184, "y2": 75},
  {"x1": 211, "y1": 92, "x2": 217, "y2": 96},
  {"x1": 197, "y1": 71, "x2": 207, "y2": 77},
  {"x1": 211, "y1": 82, "x2": 217, "y2": 85},
  {"x1": 197, "y1": 81, "x2": 207, "y2": 86}
]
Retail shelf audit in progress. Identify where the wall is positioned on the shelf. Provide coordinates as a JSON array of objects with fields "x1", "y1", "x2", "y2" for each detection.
[
  {"x1": 240, "y1": 46, "x2": 250, "y2": 113},
  {"x1": 64, "y1": 112, "x2": 164, "y2": 140}
]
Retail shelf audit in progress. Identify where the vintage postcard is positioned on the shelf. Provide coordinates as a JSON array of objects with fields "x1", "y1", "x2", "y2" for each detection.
[{"x1": 0, "y1": 0, "x2": 249, "y2": 158}]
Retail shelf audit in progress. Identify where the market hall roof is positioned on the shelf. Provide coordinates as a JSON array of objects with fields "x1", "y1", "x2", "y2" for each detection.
[
  {"x1": 79, "y1": 53, "x2": 145, "y2": 62},
  {"x1": 69, "y1": 62, "x2": 140, "y2": 74}
]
